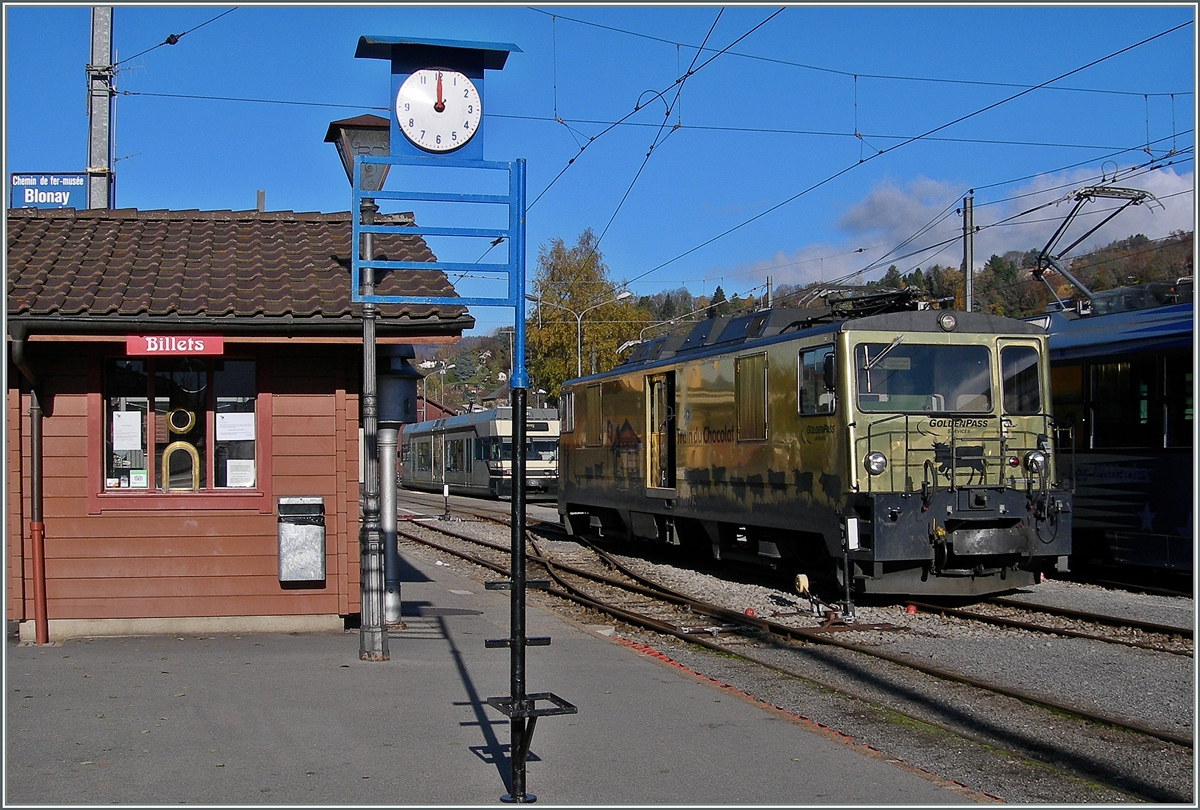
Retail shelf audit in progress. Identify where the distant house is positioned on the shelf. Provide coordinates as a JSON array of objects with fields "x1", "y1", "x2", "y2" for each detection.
[{"x1": 6, "y1": 206, "x2": 471, "y2": 641}]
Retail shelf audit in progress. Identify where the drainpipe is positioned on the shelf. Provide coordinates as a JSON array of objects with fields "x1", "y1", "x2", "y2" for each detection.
[{"x1": 9, "y1": 325, "x2": 48, "y2": 644}]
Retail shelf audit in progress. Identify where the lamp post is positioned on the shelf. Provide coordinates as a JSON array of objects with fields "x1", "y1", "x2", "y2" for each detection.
[
  {"x1": 527, "y1": 290, "x2": 632, "y2": 378},
  {"x1": 421, "y1": 360, "x2": 456, "y2": 406},
  {"x1": 325, "y1": 114, "x2": 392, "y2": 661}
]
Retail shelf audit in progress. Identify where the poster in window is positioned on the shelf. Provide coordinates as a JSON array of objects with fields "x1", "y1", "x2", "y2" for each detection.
[
  {"x1": 112, "y1": 410, "x2": 143, "y2": 452},
  {"x1": 216, "y1": 412, "x2": 255, "y2": 441},
  {"x1": 128, "y1": 470, "x2": 148, "y2": 488},
  {"x1": 225, "y1": 459, "x2": 256, "y2": 488}
]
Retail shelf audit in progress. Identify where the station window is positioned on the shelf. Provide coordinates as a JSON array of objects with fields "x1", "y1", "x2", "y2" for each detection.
[
  {"x1": 104, "y1": 358, "x2": 257, "y2": 492},
  {"x1": 736, "y1": 353, "x2": 768, "y2": 441},
  {"x1": 798, "y1": 346, "x2": 835, "y2": 415}
]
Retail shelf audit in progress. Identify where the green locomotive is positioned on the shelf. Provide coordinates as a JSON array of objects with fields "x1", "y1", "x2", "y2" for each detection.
[{"x1": 557, "y1": 292, "x2": 1072, "y2": 597}]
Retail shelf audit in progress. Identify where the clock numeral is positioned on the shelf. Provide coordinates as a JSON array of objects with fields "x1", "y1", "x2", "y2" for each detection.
[
  {"x1": 408, "y1": 118, "x2": 415, "y2": 129},
  {"x1": 463, "y1": 89, "x2": 470, "y2": 99},
  {"x1": 467, "y1": 104, "x2": 473, "y2": 114},
  {"x1": 451, "y1": 131, "x2": 458, "y2": 142},
  {"x1": 436, "y1": 134, "x2": 442, "y2": 145},
  {"x1": 403, "y1": 102, "x2": 410, "y2": 112}
]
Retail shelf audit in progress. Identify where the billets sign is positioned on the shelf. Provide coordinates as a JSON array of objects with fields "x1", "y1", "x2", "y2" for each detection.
[
  {"x1": 10, "y1": 173, "x2": 87, "y2": 209},
  {"x1": 126, "y1": 336, "x2": 225, "y2": 356}
]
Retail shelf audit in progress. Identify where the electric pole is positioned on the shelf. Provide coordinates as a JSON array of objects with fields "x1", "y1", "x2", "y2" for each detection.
[
  {"x1": 87, "y1": 7, "x2": 115, "y2": 209},
  {"x1": 963, "y1": 194, "x2": 974, "y2": 312}
]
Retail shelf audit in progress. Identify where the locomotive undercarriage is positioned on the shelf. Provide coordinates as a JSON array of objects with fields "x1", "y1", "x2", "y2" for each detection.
[{"x1": 560, "y1": 481, "x2": 1070, "y2": 598}]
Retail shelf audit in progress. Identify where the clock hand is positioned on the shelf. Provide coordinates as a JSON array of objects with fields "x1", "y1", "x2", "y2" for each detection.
[{"x1": 434, "y1": 71, "x2": 445, "y2": 113}]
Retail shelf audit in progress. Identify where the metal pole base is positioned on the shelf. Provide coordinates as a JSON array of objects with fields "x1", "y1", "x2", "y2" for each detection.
[
  {"x1": 384, "y1": 587, "x2": 402, "y2": 625},
  {"x1": 359, "y1": 627, "x2": 389, "y2": 662},
  {"x1": 500, "y1": 793, "x2": 536, "y2": 804}
]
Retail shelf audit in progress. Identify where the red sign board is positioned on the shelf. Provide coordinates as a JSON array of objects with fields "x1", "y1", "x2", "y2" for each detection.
[{"x1": 126, "y1": 335, "x2": 224, "y2": 356}]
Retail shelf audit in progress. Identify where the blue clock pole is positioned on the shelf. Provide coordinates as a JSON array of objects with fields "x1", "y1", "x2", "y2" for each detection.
[{"x1": 353, "y1": 36, "x2": 575, "y2": 803}]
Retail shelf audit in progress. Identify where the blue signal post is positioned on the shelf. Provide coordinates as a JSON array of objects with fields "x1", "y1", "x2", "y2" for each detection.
[{"x1": 351, "y1": 36, "x2": 573, "y2": 804}]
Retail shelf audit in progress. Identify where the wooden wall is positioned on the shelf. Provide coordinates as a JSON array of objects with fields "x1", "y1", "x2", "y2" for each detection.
[{"x1": 6, "y1": 341, "x2": 363, "y2": 623}]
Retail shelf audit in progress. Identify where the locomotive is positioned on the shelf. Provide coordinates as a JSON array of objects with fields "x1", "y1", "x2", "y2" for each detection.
[{"x1": 557, "y1": 291, "x2": 1072, "y2": 597}]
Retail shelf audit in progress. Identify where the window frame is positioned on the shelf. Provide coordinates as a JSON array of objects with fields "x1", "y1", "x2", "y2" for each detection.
[
  {"x1": 87, "y1": 350, "x2": 272, "y2": 514},
  {"x1": 1000, "y1": 344, "x2": 1042, "y2": 415},
  {"x1": 798, "y1": 345, "x2": 836, "y2": 416},
  {"x1": 560, "y1": 390, "x2": 575, "y2": 433}
]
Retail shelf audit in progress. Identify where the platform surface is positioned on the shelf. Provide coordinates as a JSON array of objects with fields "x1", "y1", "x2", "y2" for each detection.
[{"x1": 6, "y1": 547, "x2": 976, "y2": 806}]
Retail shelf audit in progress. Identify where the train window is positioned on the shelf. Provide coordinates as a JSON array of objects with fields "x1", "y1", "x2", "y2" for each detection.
[
  {"x1": 736, "y1": 353, "x2": 768, "y2": 441},
  {"x1": 1050, "y1": 364, "x2": 1086, "y2": 449},
  {"x1": 855, "y1": 343, "x2": 991, "y2": 413},
  {"x1": 583, "y1": 384, "x2": 601, "y2": 446},
  {"x1": 798, "y1": 347, "x2": 835, "y2": 415},
  {"x1": 1001, "y1": 346, "x2": 1041, "y2": 415},
  {"x1": 1165, "y1": 353, "x2": 1193, "y2": 448},
  {"x1": 416, "y1": 441, "x2": 432, "y2": 471},
  {"x1": 560, "y1": 391, "x2": 575, "y2": 432},
  {"x1": 1091, "y1": 359, "x2": 1157, "y2": 449},
  {"x1": 446, "y1": 439, "x2": 465, "y2": 472}
]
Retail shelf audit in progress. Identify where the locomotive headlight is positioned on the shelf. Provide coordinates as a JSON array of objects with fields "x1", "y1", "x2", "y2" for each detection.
[
  {"x1": 1023, "y1": 450, "x2": 1047, "y2": 473},
  {"x1": 937, "y1": 312, "x2": 958, "y2": 332},
  {"x1": 864, "y1": 451, "x2": 888, "y2": 476}
]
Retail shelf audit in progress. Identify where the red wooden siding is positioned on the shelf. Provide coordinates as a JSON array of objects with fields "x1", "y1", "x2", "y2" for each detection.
[{"x1": 6, "y1": 342, "x2": 365, "y2": 625}]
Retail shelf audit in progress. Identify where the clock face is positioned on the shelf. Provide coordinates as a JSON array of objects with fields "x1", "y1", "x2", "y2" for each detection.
[{"x1": 395, "y1": 68, "x2": 481, "y2": 153}]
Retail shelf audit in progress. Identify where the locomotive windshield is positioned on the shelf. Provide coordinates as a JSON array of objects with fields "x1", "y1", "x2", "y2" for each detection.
[{"x1": 856, "y1": 343, "x2": 992, "y2": 413}]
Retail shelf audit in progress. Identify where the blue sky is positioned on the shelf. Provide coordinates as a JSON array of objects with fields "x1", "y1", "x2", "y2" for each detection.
[{"x1": 4, "y1": 4, "x2": 1195, "y2": 333}]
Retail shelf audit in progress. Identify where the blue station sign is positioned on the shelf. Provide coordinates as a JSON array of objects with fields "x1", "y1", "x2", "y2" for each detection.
[{"x1": 10, "y1": 173, "x2": 87, "y2": 209}]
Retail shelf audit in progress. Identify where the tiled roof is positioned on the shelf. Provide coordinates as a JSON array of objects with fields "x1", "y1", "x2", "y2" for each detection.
[{"x1": 6, "y1": 207, "x2": 473, "y2": 336}]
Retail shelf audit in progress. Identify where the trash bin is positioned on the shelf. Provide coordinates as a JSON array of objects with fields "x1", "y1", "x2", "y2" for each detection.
[{"x1": 278, "y1": 497, "x2": 325, "y2": 582}]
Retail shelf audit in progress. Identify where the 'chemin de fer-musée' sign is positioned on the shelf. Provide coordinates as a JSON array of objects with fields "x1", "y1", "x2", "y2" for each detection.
[{"x1": 126, "y1": 336, "x2": 224, "y2": 356}]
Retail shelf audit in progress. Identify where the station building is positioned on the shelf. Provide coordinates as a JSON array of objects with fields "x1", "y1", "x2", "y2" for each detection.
[{"x1": 6, "y1": 205, "x2": 470, "y2": 641}]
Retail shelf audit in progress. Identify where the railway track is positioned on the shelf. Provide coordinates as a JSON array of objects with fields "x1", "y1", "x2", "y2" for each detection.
[
  {"x1": 397, "y1": 514, "x2": 1193, "y2": 755},
  {"x1": 403, "y1": 489, "x2": 1194, "y2": 657},
  {"x1": 906, "y1": 599, "x2": 1192, "y2": 656}
]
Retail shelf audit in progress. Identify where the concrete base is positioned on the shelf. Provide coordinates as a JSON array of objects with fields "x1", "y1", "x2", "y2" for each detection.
[{"x1": 18, "y1": 614, "x2": 344, "y2": 644}]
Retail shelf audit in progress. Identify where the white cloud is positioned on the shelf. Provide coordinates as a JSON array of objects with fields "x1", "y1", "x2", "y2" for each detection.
[{"x1": 731, "y1": 167, "x2": 1194, "y2": 289}]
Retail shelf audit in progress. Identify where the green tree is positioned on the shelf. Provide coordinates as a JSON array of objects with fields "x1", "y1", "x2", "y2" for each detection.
[
  {"x1": 707, "y1": 285, "x2": 730, "y2": 318},
  {"x1": 526, "y1": 229, "x2": 650, "y2": 398}
]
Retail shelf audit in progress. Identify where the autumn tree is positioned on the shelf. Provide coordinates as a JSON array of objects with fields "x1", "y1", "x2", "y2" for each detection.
[{"x1": 526, "y1": 229, "x2": 651, "y2": 399}]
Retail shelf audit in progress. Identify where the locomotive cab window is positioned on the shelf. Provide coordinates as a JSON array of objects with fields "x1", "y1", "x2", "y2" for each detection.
[
  {"x1": 798, "y1": 346, "x2": 836, "y2": 415},
  {"x1": 855, "y1": 342, "x2": 991, "y2": 413},
  {"x1": 1000, "y1": 345, "x2": 1041, "y2": 414}
]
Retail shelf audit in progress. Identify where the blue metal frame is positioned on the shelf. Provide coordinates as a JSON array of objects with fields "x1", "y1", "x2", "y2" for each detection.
[{"x1": 351, "y1": 153, "x2": 528, "y2": 389}]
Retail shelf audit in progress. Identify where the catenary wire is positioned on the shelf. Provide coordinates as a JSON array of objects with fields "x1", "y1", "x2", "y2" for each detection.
[
  {"x1": 614, "y1": 21, "x2": 1193, "y2": 293},
  {"x1": 529, "y1": 8, "x2": 1193, "y2": 99}
]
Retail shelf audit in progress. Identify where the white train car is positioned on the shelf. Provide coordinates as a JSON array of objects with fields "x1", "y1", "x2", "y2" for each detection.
[{"x1": 400, "y1": 407, "x2": 559, "y2": 499}]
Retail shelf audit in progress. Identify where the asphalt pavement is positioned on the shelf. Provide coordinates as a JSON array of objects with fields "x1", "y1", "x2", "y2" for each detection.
[{"x1": 6, "y1": 547, "x2": 982, "y2": 806}]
